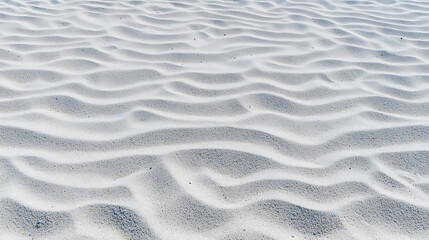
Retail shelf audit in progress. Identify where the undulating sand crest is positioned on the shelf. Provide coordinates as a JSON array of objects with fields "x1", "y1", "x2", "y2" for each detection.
[{"x1": 0, "y1": 0, "x2": 428, "y2": 239}]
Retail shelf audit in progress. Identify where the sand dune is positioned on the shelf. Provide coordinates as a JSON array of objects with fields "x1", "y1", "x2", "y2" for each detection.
[{"x1": 1, "y1": 0, "x2": 429, "y2": 239}]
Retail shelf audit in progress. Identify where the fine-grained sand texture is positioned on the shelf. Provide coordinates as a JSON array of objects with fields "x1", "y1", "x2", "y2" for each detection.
[{"x1": 1, "y1": 0, "x2": 429, "y2": 239}]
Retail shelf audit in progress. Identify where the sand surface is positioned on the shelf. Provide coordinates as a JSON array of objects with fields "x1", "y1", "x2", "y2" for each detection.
[{"x1": 1, "y1": 0, "x2": 429, "y2": 239}]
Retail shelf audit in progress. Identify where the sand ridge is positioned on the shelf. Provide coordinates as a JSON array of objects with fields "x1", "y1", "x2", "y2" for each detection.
[{"x1": 0, "y1": 0, "x2": 429, "y2": 239}]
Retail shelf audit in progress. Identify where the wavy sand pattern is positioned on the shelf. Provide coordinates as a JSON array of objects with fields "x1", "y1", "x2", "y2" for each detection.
[{"x1": 1, "y1": 0, "x2": 429, "y2": 239}]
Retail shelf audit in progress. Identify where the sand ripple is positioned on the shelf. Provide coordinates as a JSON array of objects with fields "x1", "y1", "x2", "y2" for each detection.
[{"x1": 0, "y1": 0, "x2": 428, "y2": 239}]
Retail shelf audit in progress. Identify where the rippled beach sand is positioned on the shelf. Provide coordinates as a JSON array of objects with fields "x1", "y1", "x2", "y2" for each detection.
[{"x1": 0, "y1": 0, "x2": 428, "y2": 239}]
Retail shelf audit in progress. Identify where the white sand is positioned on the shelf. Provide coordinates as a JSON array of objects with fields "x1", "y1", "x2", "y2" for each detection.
[{"x1": 1, "y1": 0, "x2": 429, "y2": 239}]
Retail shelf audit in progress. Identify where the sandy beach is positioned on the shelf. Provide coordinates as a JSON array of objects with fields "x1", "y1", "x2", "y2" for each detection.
[{"x1": 0, "y1": 0, "x2": 428, "y2": 239}]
